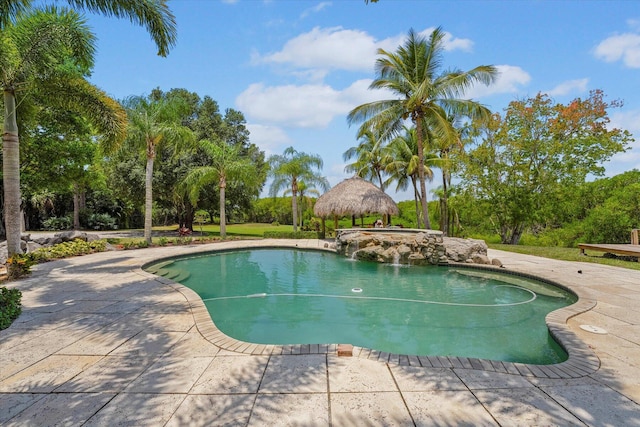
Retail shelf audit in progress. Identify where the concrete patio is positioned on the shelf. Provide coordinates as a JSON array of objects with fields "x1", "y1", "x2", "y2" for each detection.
[{"x1": 0, "y1": 239, "x2": 639, "y2": 426}]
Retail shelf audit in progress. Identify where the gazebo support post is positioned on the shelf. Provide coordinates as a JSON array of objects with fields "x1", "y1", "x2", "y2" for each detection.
[{"x1": 321, "y1": 218, "x2": 326, "y2": 239}]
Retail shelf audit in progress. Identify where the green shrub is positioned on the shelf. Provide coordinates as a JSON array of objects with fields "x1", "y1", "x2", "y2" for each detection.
[
  {"x1": 158, "y1": 237, "x2": 168, "y2": 246},
  {"x1": 0, "y1": 287, "x2": 22, "y2": 330},
  {"x1": 42, "y1": 216, "x2": 72, "y2": 231},
  {"x1": 263, "y1": 231, "x2": 323, "y2": 239},
  {"x1": 86, "y1": 213, "x2": 118, "y2": 230},
  {"x1": 6, "y1": 254, "x2": 36, "y2": 279},
  {"x1": 30, "y1": 239, "x2": 107, "y2": 262}
]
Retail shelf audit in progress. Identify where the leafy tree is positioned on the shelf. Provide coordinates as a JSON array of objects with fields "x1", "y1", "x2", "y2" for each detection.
[
  {"x1": 1, "y1": 7, "x2": 126, "y2": 257},
  {"x1": 268, "y1": 147, "x2": 328, "y2": 233},
  {"x1": 348, "y1": 27, "x2": 496, "y2": 229},
  {"x1": 0, "y1": 0, "x2": 176, "y2": 57},
  {"x1": 123, "y1": 94, "x2": 194, "y2": 244},
  {"x1": 149, "y1": 88, "x2": 267, "y2": 229},
  {"x1": 461, "y1": 91, "x2": 632, "y2": 244},
  {"x1": 181, "y1": 139, "x2": 256, "y2": 238}
]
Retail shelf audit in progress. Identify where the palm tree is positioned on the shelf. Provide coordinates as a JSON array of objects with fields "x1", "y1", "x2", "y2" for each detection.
[
  {"x1": 1, "y1": 0, "x2": 176, "y2": 57},
  {"x1": 181, "y1": 139, "x2": 256, "y2": 238},
  {"x1": 347, "y1": 27, "x2": 497, "y2": 229},
  {"x1": 284, "y1": 180, "x2": 322, "y2": 229},
  {"x1": 432, "y1": 114, "x2": 470, "y2": 235},
  {"x1": 124, "y1": 95, "x2": 194, "y2": 244},
  {"x1": 268, "y1": 147, "x2": 328, "y2": 233},
  {"x1": 343, "y1": 127, "x2": 393, "y2": 191},
  {"x1": 386, "y1": 126, "x2": 436, "y2": 228},
  {"x1": 1, "y1": 7, "x2": 126, "y2": 258}
]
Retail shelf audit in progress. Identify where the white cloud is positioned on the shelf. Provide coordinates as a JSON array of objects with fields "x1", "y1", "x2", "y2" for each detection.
[
  {"x1": 594, "y1": 32, "x2": 640, "y2": 68},
  {"x1": 237, "y1": 82, "x2": 349, "y2": 128},
  {"x1": 236, "y1": 79, "x2": 393, "y2": 129},
  {"x1": 300, "y1": 2, "x2": 332, "y2": 19},
  {"x1": 546, "y1": 78, "x2": 589, "y2": 97},
  {"x1": 464, "y1": 64, "x2": 531, "y2": 98},
  {"x1": 247, "y1": 123, "x2": 291, "y2": 155},
  {"x1": 610, "y1": 109, "x2": 640, "y2": 134},
  {"x1": 253, "y1": 26, "x2": 475, "y2": 76},
  {"x1": 254, "y1": 26, "x2": 378, "y2": 72},
  {"x1": 417, "y1": 27, "x2": 474, "y2": 52}
]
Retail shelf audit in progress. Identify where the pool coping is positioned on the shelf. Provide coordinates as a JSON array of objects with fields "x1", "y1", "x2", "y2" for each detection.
[{"x1": 139, "y1": 240, "x2": 600, "y2": 380}]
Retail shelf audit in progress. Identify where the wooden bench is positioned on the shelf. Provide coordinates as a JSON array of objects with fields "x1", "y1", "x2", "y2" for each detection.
[
  {"x1": 579, "y1": 243, "x2": 640, "y2": 257},
  {"x1": 578, "y1": 229, "x2": 640, "y2": 261}
]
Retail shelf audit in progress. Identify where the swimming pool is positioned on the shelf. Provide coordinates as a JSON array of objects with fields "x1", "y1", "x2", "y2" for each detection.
[{"x1": 146, "y1": 248, "x2": 577, "y2": 364}]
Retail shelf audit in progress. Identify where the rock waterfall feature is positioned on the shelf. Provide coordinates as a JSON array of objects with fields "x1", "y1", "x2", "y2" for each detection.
[{"x1": 335, "y1": 229, "x2": 501, "y2": 266}]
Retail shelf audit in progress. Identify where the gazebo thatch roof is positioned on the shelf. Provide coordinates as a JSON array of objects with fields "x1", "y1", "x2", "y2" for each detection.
[{"x1": 314, "y1": 177, "x2": 399, "y2": 218}]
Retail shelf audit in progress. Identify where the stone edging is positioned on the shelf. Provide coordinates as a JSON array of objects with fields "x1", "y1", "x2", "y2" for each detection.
[{"x1": 139, "y1": 242, "x2": 600, "y2": 379}]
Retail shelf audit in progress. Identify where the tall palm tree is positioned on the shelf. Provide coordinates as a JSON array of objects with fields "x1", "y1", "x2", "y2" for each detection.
[
  {"x1": 343, "y1": 127, "x2": 393, "y2": 191},
  {"x1": 386, "y1": 126, "x2": 436, "y2": 228},
  {"x1": 124, "y1": 95, "x2": 194, "y2": 244},
  {"x1": 347, "y1": 27, "x2": 497, "y2": 229},
  {"x1": 268, "y1": 147, "x2": 328, "y2": 233},
  {"x1": 432, "y1": 114, "x2": 470, "y2": 235},
  {"x1": 1, "y1": 0, "x2": 176, "y2": 57},
  {"x1": 1, "y1": 7, "x2": 126, "y2": 257},
  {"x1": 181, "y1": 139, "x2": 256, "y2": 238}
]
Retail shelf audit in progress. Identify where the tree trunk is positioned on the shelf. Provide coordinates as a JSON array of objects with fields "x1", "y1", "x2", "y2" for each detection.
[
  {"x1": 184, "y1": 203, "x2": 194, "y2": 230},
  {"x1": 415, "y1": 118, "x2": 431, "y2": 229},
  {"x1": 73, "y1": 183, "x2": 81, "y2": 230},
  {"x1": 219, "y1": 175, "x2": 227, "y2": 238},
  {"x1": 412, "y1": 177, "x2": 422, "y2": 229},
  {"x1": 298, "y1": 196, "x2": 303, "y2": 229},
  {"x1": 440, "y1": 169, "x2": 449, "y2": 235},
  {"x1": 144, "y1": 155, "x2": 154, "y2": 245},
  {"x1": 291, "y1": 178, "x2": 298, "y2": 233},
  {"x1": 3, "y1": 89, "x2": 22, "y2": 256},
  {"x1": 510, "y1": 224, "x2": 525, "y2": 245}
]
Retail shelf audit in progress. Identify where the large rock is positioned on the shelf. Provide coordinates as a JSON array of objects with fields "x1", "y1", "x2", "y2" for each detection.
[
  {"x1": 442, "y1": 237, "x2": 489, "y2": 263},
  {"x1": 336, "y1": 229, "x2": 492, "y2": 266}
]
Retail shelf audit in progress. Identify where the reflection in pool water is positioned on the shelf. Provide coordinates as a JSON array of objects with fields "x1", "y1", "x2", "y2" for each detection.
[{"x1": 146, "y1": 249, "x2": 577, "y2": 364}]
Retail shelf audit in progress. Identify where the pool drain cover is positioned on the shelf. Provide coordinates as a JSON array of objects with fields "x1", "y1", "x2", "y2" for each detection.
[
  {"x1": 580, "y1": 324, "x2": 608, "y2": 334},
  {"x1": 351, "y1": 288, "x2": 363, "y2": 293}
]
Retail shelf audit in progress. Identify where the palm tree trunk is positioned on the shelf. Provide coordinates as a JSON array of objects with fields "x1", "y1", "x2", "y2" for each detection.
[
  {"x1": 219, "y1": 175, "x2": 226, "y2": 238},
  {"x1": 441, "y1": 169, "x2": 449, "y2": 236},
  {"x1": 144, "y1": 155, "x2": 154, "y2": 244},
  {"x1": 415, "y1": 118, "x2": 431, "y2": 229},
  {"x1": 73, "y1": 183, "x2": 81, "y2": 230},
  {"x1": 298, "y1": 195, "x2": 303, "y2": 229},
  {"x1": 412, "y1": 178, "x2": 422, "y2": 229},
  {"x1": 3, "y1": 89, "x2": 22, "y2": 256},
  {"x1": 291, "y1": 178, "x2": 298, "y2": 233}
]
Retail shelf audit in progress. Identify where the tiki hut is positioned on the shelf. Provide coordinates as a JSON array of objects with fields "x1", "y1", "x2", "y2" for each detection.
[{"x1": 314, "y1": 177, "x2": 399, "y2": 235}]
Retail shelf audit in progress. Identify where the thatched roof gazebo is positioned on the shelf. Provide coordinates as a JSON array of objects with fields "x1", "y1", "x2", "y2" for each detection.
[{"x1": 314, "y1": 177, "x2": 399, "y2": 235}]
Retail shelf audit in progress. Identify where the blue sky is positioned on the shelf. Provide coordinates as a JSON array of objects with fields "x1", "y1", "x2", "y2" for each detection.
[{"x1": 82, "y1": 0, "x2": 640, "y2": 201}]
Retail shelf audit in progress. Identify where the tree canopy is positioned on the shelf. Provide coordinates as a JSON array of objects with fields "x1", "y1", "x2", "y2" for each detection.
[{"x1": 460, "y1": 90, "x2": 632, "y2": 244}]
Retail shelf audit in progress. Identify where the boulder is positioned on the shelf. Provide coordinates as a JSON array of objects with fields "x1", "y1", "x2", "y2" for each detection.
[
  {"x1": 54, "y1": 230, "x2": 89, "y2": 242},
  {"x1": 442, "y1": 237, "x2": 488, "y2": 263}
]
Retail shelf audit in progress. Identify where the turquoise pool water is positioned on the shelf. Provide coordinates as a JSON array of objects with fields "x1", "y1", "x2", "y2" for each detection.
[{"x1": 146, "y1": 248, "x2": 576, "y2": 364}]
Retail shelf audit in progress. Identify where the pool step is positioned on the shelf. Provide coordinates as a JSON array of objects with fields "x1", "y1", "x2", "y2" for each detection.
[
  {"x1": 151, "y1": 267, "x2": 190, "y2": 283},
  {"x1": 146, "y1": 260, "x2": 175, "y2": 273}
]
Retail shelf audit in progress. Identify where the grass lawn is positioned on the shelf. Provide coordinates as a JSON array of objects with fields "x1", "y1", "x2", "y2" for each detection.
[
  {"x1": 153, "y1": 223, "x2": 294, "y2": 238},
  {"x1": 489, "y1": 243, "x2": 640, "y2": 271}
]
